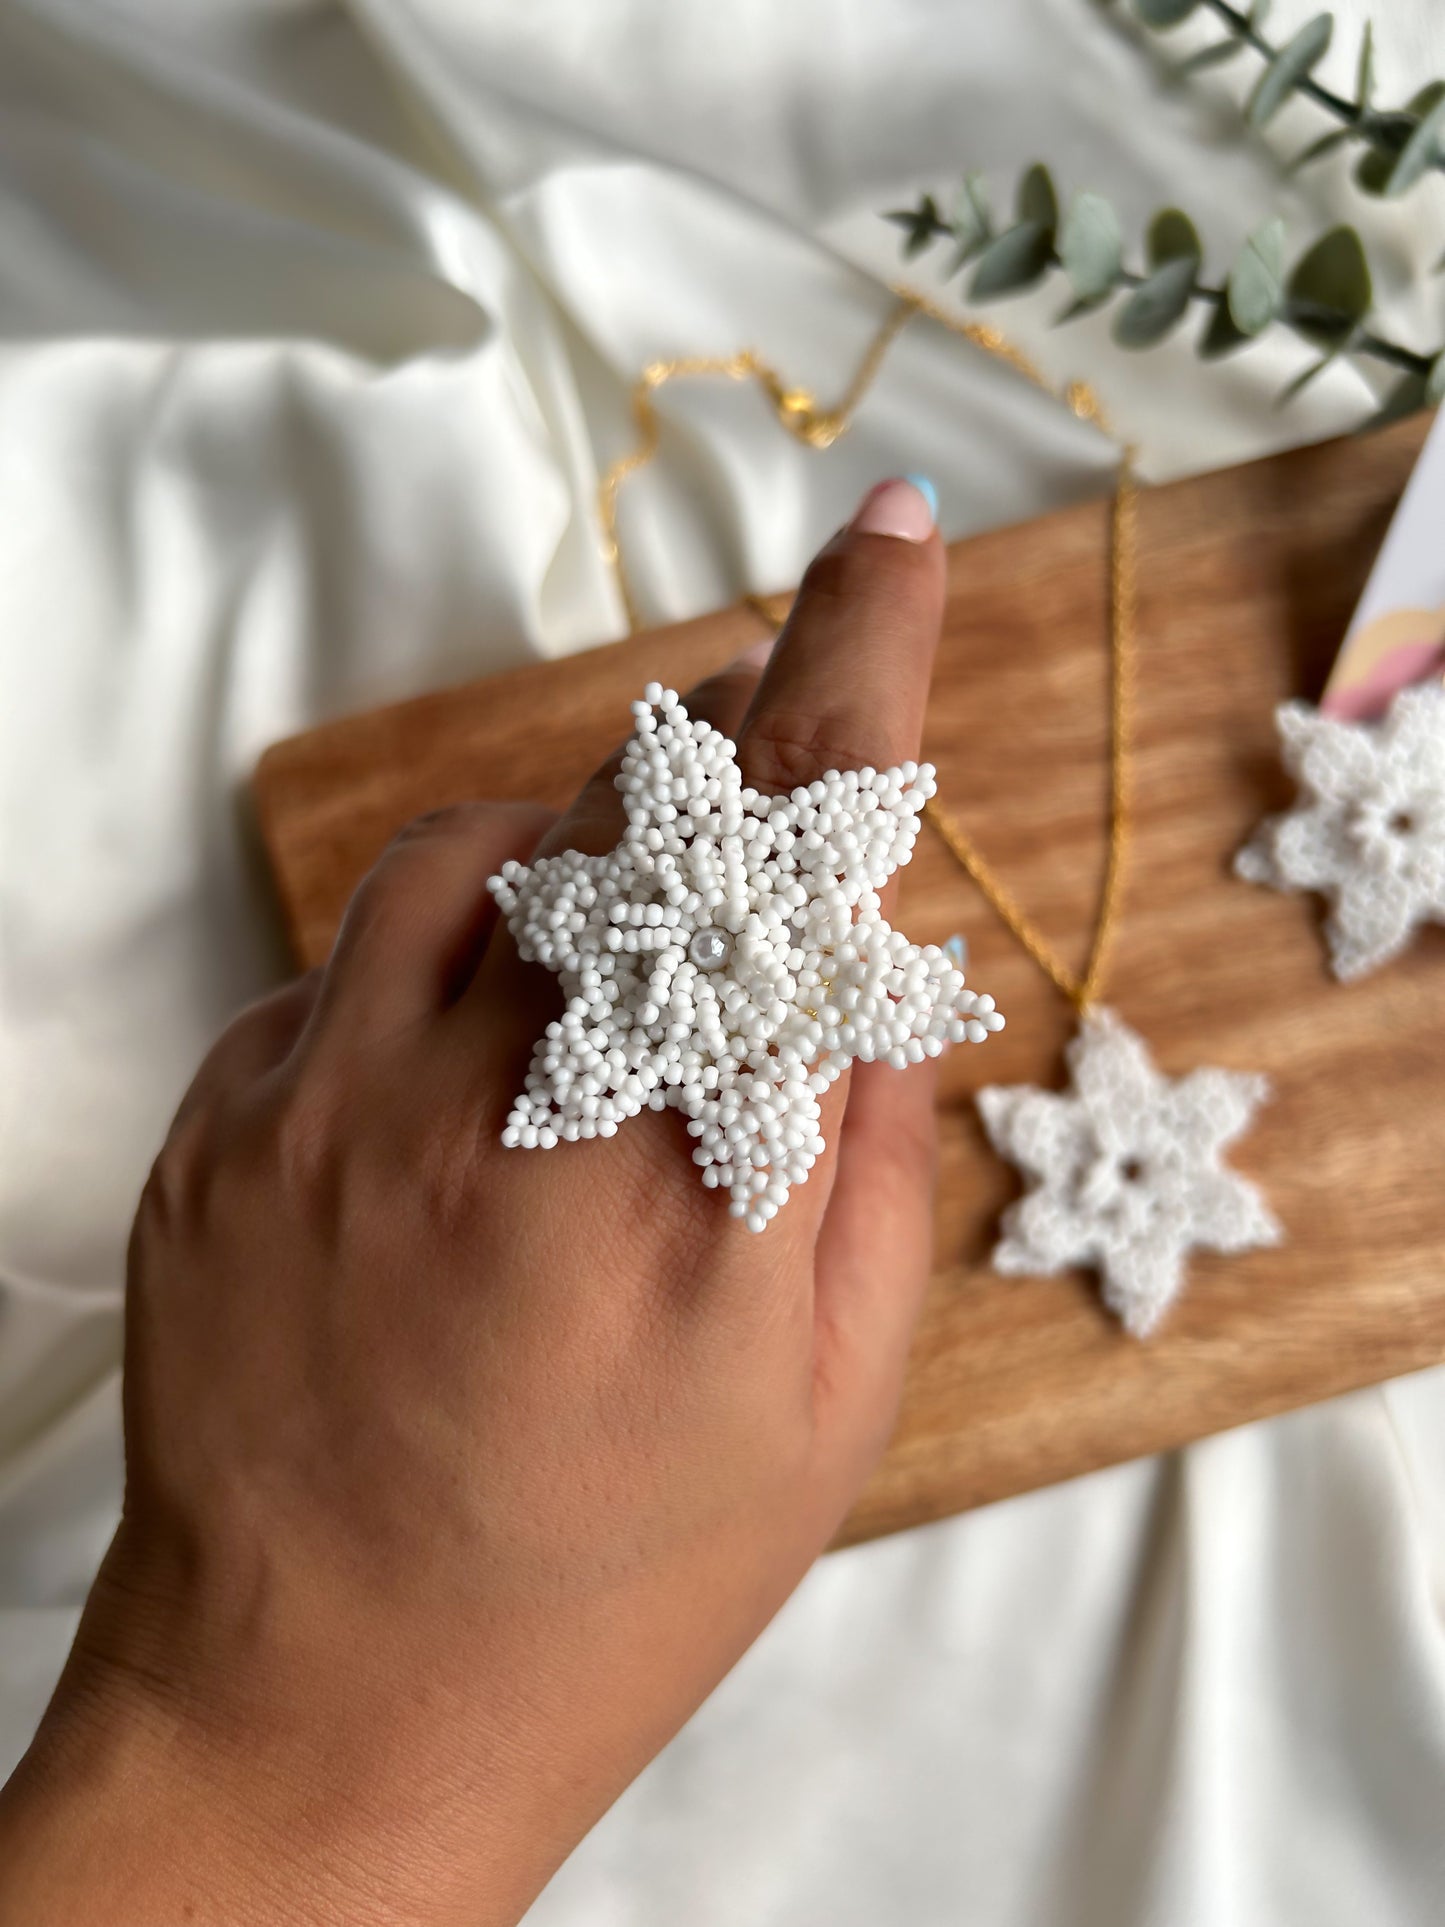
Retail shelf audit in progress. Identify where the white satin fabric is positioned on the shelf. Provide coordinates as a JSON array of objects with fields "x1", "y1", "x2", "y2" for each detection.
[{"x1": 2, "y1": 2, "x2": 1444, "y2": 1919}]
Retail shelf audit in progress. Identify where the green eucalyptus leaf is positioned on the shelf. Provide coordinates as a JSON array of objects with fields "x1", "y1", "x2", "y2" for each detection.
[
  {"x1": 1228, "y1": 218, "x2": 1286, "y2": 334},
  {"x1": 1135, "y1": 0, "x2": 1201, "y2": 25},
  {"x1": 1385, "y1": 91, "x2": 1445, "y2": 194},
  {"x1": 1055, "y1": 292, "x2": 1113, "y2": 325},
  {"x1": 1361, "y1": 109, "x2": 1422, "y2": 158},
  {"x1": 1113, "y1": 255, "x2": 1197, "y2": 347},
  {"x1": 1291, "y1": 126, "x2": 1354, "y2": 170},
  {"x1": 1178, "y1": 40, "x2": 1243, "y2": 74},
  {"x1": 883, "y1": 196, "x2": 932, "y2": 233},
  {"x1": 1284, "y1": 311, "x2": 1362, "y2": 354},
  {"x1": 1367, "y1": 371, "x2": 1430, "y2": 429},
  {"x1": 1285, "y1": 225, "x2": 1371, "y2": 348},
  {"x1": 952, "y1": 173, "x2": 991, "y2": 239},
  {"x1": 1247, "y1": 13, "x2": 1333, "y2": 128},
  {"x1": 1427, "y1": 350, "x2": 1445, "y2": 404},
  {"x1": 1407, "y1": 81, "x2": 1445, "y2": 116},
  {"x1": 948, "y1": 175, "x2": 992, "y2": 270},
  {"x1": 1059, "y1": 192, "x2": 1123, "y2": 300},
  {"x1": 968, "y1": 221, "x2": 1054, "y2": 300},
  {"x1": 1147, "y1": 206, "x2": 1203, "y2": 270},
  {"x1": 1354, "y1": 144, "x2": 1394, "y2": 194},
  {"x1": 1248, "y1": 0, "x2": 1272, "y2": 25},
  {"x1": 1355, "y1": 20, "x2": 1374, "y2": 113},
  {"x1": 1016, "y1": 163, "x2": 1059, "y2": 238},
  {"x1": 949, "y1": 233, "x2": 989, "y2": 273},
  {"x1": 886, "y1": 195, "x2": 942, "y2": 257},
  {"x1": 1198, "y1": 300, "x2": 1252, "y2": 359}
]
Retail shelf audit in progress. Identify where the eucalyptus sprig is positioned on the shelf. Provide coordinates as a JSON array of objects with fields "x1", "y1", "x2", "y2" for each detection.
[
  {"x1": 887, "y1": 166, "x2": 1444, "y2": 417},
  {"x1": 1122, "y1": 1, "x2": 1445, "y2": 200}
]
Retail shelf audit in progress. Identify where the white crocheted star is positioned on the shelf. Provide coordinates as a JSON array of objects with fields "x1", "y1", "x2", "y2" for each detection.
[
  {"x1": 488, "y1": 684, "x2": 1003, "y2": 1230},
  {"x1": 977, "y1": 1010, "x2": 1280, "y2": 1338},
  {"x1": 1236, "y1": 682, "x2": 1445, "y2": 981}
]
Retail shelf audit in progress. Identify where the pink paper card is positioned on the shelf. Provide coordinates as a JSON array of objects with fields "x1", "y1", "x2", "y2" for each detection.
[{"x1": 1321, "y1": 410, "x2": 1445, "y2": 720}]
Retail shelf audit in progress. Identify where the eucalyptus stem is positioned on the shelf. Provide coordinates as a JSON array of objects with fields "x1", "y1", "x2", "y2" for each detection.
[
  {"x1": 1202, "y1": 0, "x2": 1359, "y2": 124},
  {"x1": 909, "y1": 204, "x2": 1433, "y2": 383},
  {"x1": 1132, "y1": 0, "x2": 1445, "y2": 197},
  {"x1": 886, "y1": 11, "x2": 1445, "y2": 422}
]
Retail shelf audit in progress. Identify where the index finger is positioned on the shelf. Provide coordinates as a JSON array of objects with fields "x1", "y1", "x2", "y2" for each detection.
[{"x1": 735, "y1": 476, "x2": 945, "y2": 795}]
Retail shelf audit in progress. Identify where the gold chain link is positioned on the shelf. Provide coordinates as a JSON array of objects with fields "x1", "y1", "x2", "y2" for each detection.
[{"x1": 597, "y1": 282, "x2": 1140, "y2": 1015}]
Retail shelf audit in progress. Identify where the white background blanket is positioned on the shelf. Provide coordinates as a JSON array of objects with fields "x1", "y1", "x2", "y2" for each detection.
[{"x1": 2, "y1": 3, "x2": 1444, "y2": 1921}]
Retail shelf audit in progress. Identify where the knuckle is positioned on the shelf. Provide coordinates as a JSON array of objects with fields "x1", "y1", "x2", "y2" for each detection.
[
  {"x1": 538, "y1": 769, "x2": 625, "y2": 861},
  {"x1": 139, "y1": 1087, "x2": 229, "y2": 1243},
  {"x1": 684, "y1": 664, "x2": 760, "y2": 718},
  {"x1": 334, "y1": 867, "x2": 407, "y2": 958},
  {"x1": 743, "y1": 708, "x2": 884, "y2": 793},
  {"x1": 131, "y1": 1103, "x2": 239, "y2": 1264},
  {"x1": 131, "y1": 1140, "x2": 195, "y2": 1252},
  {"x1": 392, "y1": 800, "x2": 557, "y2": 858},
  {"x1": 392, "y1": 802, "x2": 489, "y2": 843},
  {"x1": 569, "y1": 776, "x2": 626, "y2": 847},
  {"x1": 338, "y1": 848, "x2": 447, "y2": 959}
]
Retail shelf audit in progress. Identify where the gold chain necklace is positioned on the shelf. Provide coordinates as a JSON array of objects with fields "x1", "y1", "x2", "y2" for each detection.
[
  {"x1": 594, "y1": 285, "x2": 1282, "y2": 1339},
  {"x1": 596, "y1": 281, "x2": 1137, "y2": 1015}
]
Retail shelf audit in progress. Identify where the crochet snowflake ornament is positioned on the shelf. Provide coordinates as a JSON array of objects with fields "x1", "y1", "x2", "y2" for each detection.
[
  {"x1": 488, "y1": 683, "x2": 1004, "y2": 1230},
  {"x1": 1235, "y1": 682, "x2": 1445, "y2": 981},
  {"x1": 977, "y1": 1010, "x2": 1280, "y2": 1338}
]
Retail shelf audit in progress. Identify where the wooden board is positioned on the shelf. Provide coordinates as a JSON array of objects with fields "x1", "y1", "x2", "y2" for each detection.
[{"x1": 254, "y1": 413, "x2": 1445, "y2": 1550}]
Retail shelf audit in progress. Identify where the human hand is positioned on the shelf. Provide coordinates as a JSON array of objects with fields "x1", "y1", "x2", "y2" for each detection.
[{"x1": 0, "y1": 479, "x2": 950, "y2": 1926}]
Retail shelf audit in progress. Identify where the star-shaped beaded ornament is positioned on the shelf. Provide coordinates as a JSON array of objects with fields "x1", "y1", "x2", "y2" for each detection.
[
  {"x1": 1235, "y1": 682, "x2": 1445, "y2": 982},
  {"x1": 977, "y1": 1010, "x2": 1280, "y2": 1338},
  {"x1": 488, "y1": 683, "x2": 1004, "y2": 1230}
]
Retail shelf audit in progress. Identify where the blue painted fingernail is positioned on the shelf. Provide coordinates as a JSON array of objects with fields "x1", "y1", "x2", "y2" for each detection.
[{"x1": 903, "y1": 473, "x2": 939, "y2": 525}]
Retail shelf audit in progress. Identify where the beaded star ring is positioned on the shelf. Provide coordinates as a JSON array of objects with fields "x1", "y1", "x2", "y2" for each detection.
[{"x1": 488, "y1": 684, "x2": 1004, "y2": 1230}]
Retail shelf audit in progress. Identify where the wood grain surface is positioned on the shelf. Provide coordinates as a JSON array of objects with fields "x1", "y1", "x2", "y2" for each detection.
[{"x1": 253, "y1": 412, "x2": 1445, "y2": 1549}]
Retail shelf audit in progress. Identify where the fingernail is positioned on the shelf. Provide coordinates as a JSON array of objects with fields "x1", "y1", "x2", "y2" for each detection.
[
  {"x1": 851, "y1": 475, "x2": 938, "y2": 542},
  {"x1": 732, "y1": 631, "x2": 778, "y2": 671}
]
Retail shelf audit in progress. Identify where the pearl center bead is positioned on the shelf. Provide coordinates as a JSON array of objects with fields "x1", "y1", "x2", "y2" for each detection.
[{"x1": 689, "y1": 927, "x2": 733, "y2": 971}]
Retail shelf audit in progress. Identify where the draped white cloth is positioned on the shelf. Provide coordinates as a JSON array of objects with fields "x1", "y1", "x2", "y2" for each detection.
[{"x1": 2, "y1": 2, "x2": 1444, "y2": 1920}]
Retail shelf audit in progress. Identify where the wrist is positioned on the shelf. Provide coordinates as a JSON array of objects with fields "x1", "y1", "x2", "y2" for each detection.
[
  {"x1": 0, "y1": 1655, "x2": 332, "y2": 1926},
  {"x1": 0, "y1": 1536, "x2": 580, "y2": 1927}
]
